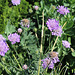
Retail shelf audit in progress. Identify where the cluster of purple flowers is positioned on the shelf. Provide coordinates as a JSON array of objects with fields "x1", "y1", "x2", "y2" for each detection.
[
  {"x1": 62, "y1": 40, "x2": 70, "y2": 48},
  {"x1": 42, "y1": 52, "x2": 59, "y2": 69},
  {"x1": 57, "y1": 6, "x2": 70, "y2": 15},
  {"x1": 11, "y1": 0, "x2": 21, "y2": 6},
  {"x1": 46, "y1": 19, "x2": 63, "y2": 37},
  {"x1": 8, "y1": 33, "x2": 20, "y2": 44},
  {"x1": 0, "y1": 35, "x2": 9, "y2": 56}
]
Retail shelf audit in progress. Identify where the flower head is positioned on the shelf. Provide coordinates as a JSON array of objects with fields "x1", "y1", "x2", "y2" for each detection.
[
  {"x1": 17, "y1": 28, "x2": 22, "y2": 33},
  {"x1": 52, "y1": 26, "x2": 63, "y2": 37},
  {"x1": 0, "y1": 35, "x2": 6, "y2": 41},
  {"x1": 34, "y1": 6, "x2": 39, "y2": 10},
  {"x1": 23, "y1": 64, "x2": 28, "y2": 70},
  {"x1": 8, "y1": 33, "x2": 20, "y2": 44},
  {"x1": 57, "y1": 6, "x2": 70, "y2": 15},
  {"x1": 46, "y1": 19, "x2": 63, "y2": 37},
  {"x1": 11, "y1": 0, "x2": 21, "y2": 6},
  {"x1": 48, "y1": 61, "x2": 54, "y2": 69},
  {"x1": 49, "y1": 52, "x2": 59, "y2": 63},
  {"x1": 49, "y1": 52, "x2": 58, "y2": 58},
  {"x1": 0, "y1": 41, "x2": 9, "y2": 56},
  {"x1": 62, "y1": 40, "x2": 70, "y2": 48},
  {"x1": 20, "y1": 19, "x2": 30, "y2": 28},
  {"x1": 41, "y1": 57, "x2": 51, "y2": 69},
  {"x1": 46, "y1": 19, "x2": 59, "y2": 31}
]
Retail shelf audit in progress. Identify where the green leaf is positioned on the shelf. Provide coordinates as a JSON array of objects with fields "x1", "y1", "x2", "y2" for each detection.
[
  {"x1": 72, "y1": 52, "x2": 75, "y2": 57},
  {"x1": 5, "y1": 22, "x2": 16, "y2": 35}
]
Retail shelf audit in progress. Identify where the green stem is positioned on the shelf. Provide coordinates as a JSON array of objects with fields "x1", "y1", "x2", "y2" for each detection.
[
  {"x1": 36, "y1": 13, "x2": 39, "y2": 27},
  {"x1": 13, "y1": 54, "x2": 22, "y2": 71},
  {"x1": 59, "y1": 65, "x2": 67, "y2": 75},
  {"x1": 49, "y1": 32, "x2": 51, "y2": 50},
  {"x1": 51, "y1": 22, "x2": 67, "y2": 52},
  {"x1": 51, "y1": 36, "x2": 58, "y2": 52},
  {"x1": 38, "y1": 10, "x2": 44, "y2": 75}
]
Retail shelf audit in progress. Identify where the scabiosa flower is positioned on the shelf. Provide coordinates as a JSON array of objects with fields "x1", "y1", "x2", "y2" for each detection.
[
  {"x1": 23, "y1": 64, "x2": 28, "y2": 70},
  {"x1": 62, "y1": 40, "x2": 70, "y2": 48},
  {"x1": 49, "y1": 52, "x2": 59, "y2": 63},
  {"x1": 17, "y1": 28, "x2": 22, "y2": 33},
  {"x1": 33, "y1": 6, "x2": 39, "y2": 10},
  {"x1": 8, "y1": 33, "x2": 20, "y2": 44},
  {"x1": 46, "y1": 19, "x2": 63, "y2": 37},
  {"x1": 0, "y1": 41, "x2": 9, "y2": 56},
  {"x1": 41, "y1": 57, "x2": 51, "y2": 69},
  {"x1": 0, "y1": 35, "x2": 6, "y2": 41},
  {"x1": 48, "y1": 61, "x2": 54, "y2": 69},
  {"x1": 49, "y1": 52, "x2": 58, "y2": 58},
  {"x1": 46, "y1": 19, "x2": 59, "y2": 31},
  {"x1": 57, "y1": 6, "x2": 70, "y2": 15},
  {"x1": 52, "y1": 26, "x2": 63, "y2": 37},
  {"x1": 20, "y1": 19, "x2": 30, "y2": 28},
  {"x1": 11, "y1": 0, "x2": 21, "y2": 6}
]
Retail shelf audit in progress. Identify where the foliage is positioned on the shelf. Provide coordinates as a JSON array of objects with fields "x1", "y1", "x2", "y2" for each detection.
[
  {"x1": 0, "y1": 0, "x2": 31, "y2": 34},
  {"x1": 0, "y1": 0, "x2": 75, "y2": 75}
]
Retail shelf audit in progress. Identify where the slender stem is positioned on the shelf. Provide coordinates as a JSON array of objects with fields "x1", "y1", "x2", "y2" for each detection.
[
  {"x1": 59, "y1": 65, "x2": 67, "y2": 75},
  {"x1": 49, "y1": 32, "x2": 51, "y2": 50},
  {"x1": 13, "y1": 54, "x2": 22, "y2": 71},
  {"x1": 51, "y1": 36, "x2": 58, "y2": 52},
  {"x1": 38, "y1": 10, "x2": 44, "y2": 75},
  {"x1": 36, "y1": 13, "x2": 39, "y2": 26},
  {"x1": 51, "y1": 22, "x2": 67, "y2": 52},
  {"x1": 40, "y1": 10, "x2": 44, "y2": 53}
]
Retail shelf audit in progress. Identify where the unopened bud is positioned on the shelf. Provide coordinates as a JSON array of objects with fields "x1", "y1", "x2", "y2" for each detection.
[
  {"x1": 18, "y1": 28, "x2": 22, "y2": 33},
  {"x1": 23, "y1": 64, "x2": 28, "y2": 70},
  {"x1": 33, "y1": 6, "x2": 39, "y2": 10}
]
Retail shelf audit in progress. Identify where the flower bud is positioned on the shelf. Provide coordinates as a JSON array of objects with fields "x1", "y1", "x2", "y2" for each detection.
[
  {"x1": 29, "y1": 9, "x2": 33, "y2": 13},
  {"x1": 34, "y1": 6, "x2": 39, "y2": 10},
  {"x1": 23, "y1": 64, "x2": 28, "y2": 70},
  {"x1": 17, "y1": 28, "x2": 22, "y2": 33}
]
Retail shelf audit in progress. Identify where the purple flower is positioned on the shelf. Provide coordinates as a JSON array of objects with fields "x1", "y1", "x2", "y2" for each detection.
[
  {"x1": 11, "y1": 0, "x2": 21, "y2": 6},
  {"x1": 0, "y1": 35, "x2": 6, "y2": 41},
  {"x1": 8, "y1": 33, "x2": 20, "y2": 44},
  {"x1": 50, "y1": 52, "x2": 60, "y2": 63},
  {"x1": 17, "y1": 28, "x2": 22, "y2": 33},
  {"x1": 46, "y1": 19, "x2": 63, "y2": 37},
  {"x1": 62, "y1": 40, "x2": 70, "y2": 48},
  {"x1": 52, "y1": 26, "x2": 63, "y2": 37},
  {"x1": 34, "y1": 6, "x2": 39, "y2": 10},
  {"x1": 52, "y1": 57, "x2": 60, "y2": 63},
  {"x1": 42, "y1": 52, "x2": 60, "y2": 69},
  {"x1": 41, "y1": 57, "x2": 51, "y2": 69},
  {"x1": 48, "y1": 61, "x2": 54, "y2": 69},
  {"x1": 46, "y1": 19, "x2": 59, "y2": 31},
  {"x1": 0, "y1": 41, "x2": 9, "y2": 56},
  {"x1": 57, "y1": 6, "x2": 70, "y2": 15}
]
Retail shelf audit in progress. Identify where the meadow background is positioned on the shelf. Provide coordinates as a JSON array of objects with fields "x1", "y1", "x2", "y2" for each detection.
[{"x1": 0, "y1": 0, "x2": 75, "y2": 75}]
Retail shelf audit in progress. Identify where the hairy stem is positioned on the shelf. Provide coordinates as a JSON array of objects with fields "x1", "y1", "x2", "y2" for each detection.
[{"x1": 38, "y1": 10, "x2": 44, "y2": 75}]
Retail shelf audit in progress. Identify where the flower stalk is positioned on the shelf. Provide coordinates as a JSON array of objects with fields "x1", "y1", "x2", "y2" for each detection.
[
  {"x1": 38, "y1": 10, "x2": 44, "y2": 75},
  {"x1": 51, "y1": 22, "x2": 67, "y2": 52},
  {"x1": 13, "y1": 54, "x2": 22, "y2": 71}
]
